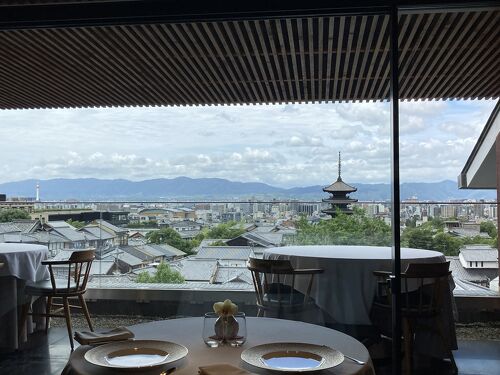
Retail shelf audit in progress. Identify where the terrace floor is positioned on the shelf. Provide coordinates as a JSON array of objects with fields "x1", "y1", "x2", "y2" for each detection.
[{"x1": 0, "y1": 315, "x2": 499, "y2": 375}]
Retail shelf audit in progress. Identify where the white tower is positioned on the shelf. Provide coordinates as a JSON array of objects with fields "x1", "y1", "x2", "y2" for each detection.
[{"x1": 36, "y1": 182, "x2": 40, "y2": 202}]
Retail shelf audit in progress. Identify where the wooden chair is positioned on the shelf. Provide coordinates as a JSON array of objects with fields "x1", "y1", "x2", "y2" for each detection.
[
  {"x1": 247, "y1": 257, "x2": 323, "y2": 319},
  {"x1": 372, "y1": 262, "x2": 456, "y2": 375},
  {"x1": 22, "y1": 249, "x2": 95, "y2": 350}
]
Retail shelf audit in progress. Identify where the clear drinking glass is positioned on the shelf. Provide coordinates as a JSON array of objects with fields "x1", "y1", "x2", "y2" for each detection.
[
  {"x1": 202, "y1": 312, "x2": 247, "y2": 347},
  {"x1": 203, "y1": 312, "x2": 221, "y2": 347},
  {"x1": 228, "y1": 312, "x2": 247, "y2": 347}
]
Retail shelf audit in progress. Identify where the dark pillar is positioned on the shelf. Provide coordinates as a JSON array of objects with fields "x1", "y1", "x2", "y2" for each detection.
[
  {"x1": 496, "y1": 133, "x2": 500, "y2": 287},
  {"x1": 389, "y1": 5, "x2": 402, "y2": 375}
]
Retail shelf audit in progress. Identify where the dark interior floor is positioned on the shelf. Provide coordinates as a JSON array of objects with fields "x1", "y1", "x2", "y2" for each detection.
[{"x1": 0, "y1": 328, "x2": 499, "y2": 375}]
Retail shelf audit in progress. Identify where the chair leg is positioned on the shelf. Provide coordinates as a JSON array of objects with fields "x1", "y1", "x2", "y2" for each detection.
[
  {"x1": 403, "y1": 319, "x2": 413, "y2": 375},
  {"x1": 45, "y1": 296, "x2": 52, "y2": 334},
  {"x1": 78, "y1": 295, "x2": 94, "y2": 332},
  {"x1": 62, "y1": 297, "x2": 74, "y2": 351}
]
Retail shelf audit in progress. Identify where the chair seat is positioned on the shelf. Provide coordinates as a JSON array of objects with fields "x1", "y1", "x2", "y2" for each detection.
[
  {"x1": 26, "y1": 279, "x2": 78, "y2": 295},
  {"x1": 263, "y1": 283, "x2": 312, "y2": 306}
]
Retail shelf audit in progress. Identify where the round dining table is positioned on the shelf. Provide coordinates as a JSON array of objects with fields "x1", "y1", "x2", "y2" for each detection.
[
  {"x1": 63, "y1": 317, "x2": 375, "y2": 375},
  {"x1": 264, "y1": 245, "x2": 447, "y2": 325},
  {"x1": 263, "y1": 245, "x2": 457, "y2": 358},
  {"x1": 0, "y1": 243, "x2": 49, "y2": 351}
]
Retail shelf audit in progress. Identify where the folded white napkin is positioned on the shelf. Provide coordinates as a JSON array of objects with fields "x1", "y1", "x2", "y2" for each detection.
[{"x1": 74, "y1": 326, "x2": 134, "y2": 345}]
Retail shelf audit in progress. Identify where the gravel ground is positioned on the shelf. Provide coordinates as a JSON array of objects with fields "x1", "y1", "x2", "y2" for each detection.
[
  {"x1": 455, "y1": 321, "x2": 500, "y2": 340},
  {"x1": 52, "y1": 313, "x2": 500, "y2": 340}
]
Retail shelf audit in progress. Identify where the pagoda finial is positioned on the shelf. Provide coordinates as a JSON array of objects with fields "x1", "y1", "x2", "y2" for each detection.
[{"x1": 337, "y1": 151, "x2": 342, "y2": 181}]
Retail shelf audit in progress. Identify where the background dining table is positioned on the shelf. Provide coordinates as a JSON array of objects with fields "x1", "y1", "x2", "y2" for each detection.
[
  {"x1": 64, "y1": 317, "x2": 375, "y2": 375},
  {"x1": 0, "y1": 243, "x2": 49, "y2": 351},
  {"x1": 263, "y1": 245, "x2": 457, "y2": 357}
]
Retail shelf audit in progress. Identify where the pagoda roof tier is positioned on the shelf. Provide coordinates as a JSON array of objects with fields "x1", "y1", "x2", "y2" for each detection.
[
  {"x1": 322, "y1": 198, "x2": 358, "y2": 204},
  {"x1": 322, "y1": 208, "x2": 354, "y2": 215},
  {"x1": 323, "y1": 178, "x2": 357, "y2": 193}
]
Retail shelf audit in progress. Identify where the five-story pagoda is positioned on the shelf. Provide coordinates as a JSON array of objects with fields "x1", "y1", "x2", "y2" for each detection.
[{"x1": 322, "y1": 152, "x2": 358, "y2": 217}]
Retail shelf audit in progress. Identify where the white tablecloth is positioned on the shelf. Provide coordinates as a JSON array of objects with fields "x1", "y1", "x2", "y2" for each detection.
[
  {"x1": 64, "y1": 317, "x2": 375, "y2": 375},
  {"x1": 264, "y1": 245, "x2": 457, "y2": 357},
  {"x1": 0, "y1": 243, "x2": 49, "y2": 351},
  {"x1": 264, "y1": 245, "x2": 446, "y2": 325}
]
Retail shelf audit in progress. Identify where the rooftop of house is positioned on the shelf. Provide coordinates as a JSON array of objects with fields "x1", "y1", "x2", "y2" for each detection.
[
  {"x1": 79, "y1": 226, "x2": 115, "y2": 240},
  {"x1": 460, "y1": 246, "x2": 498, "y2": 263},
  {"x1": 95, "y1": 219, "x2": 128, "y2": 234},
  {"x1": 51, "y1": 227, "x2": 87, "y2": 242},
  {"x1": 450, "y1": 228, "x2": 490, "y2": 238},
  {"x1": 102, "y1": 249, "x2": 144, "y2": 267},
  {"x1": 448, "y1": 256, "x2": 498, "y2": 282},
  {"x1": 196, "y1": 246, "x2": 253, "y2": 260},
  {"x1": 452, "y1": 278, "x2": 498, "y2": 296},
  {"x1": 169, "y1": 258, "x2": 218, "y2": 281}
]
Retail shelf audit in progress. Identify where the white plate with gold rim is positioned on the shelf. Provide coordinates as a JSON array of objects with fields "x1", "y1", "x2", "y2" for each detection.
[
  {"x1": 241, "y1": 342, "x2": 344, "y2": 372},
  {"x1": 84, "y1": 339, "x2": 188, "y2": 371}
]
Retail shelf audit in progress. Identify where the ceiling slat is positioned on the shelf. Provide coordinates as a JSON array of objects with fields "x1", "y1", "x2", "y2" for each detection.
[{"x1": 0, "y1": 10, "x2": 498, "y2": 109}]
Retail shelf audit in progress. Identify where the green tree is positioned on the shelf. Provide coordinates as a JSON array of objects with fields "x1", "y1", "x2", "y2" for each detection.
[
  {"x1": 136, "y1": 262, "x2": 185, "y2": 284},
  {"x1": 405, "y1": 228, "x2": 434, "y2": 249},
  {"x1": 204, "y1": 221, "x2": 246, "y2": 239},
  {"x1": 289, "y1": 208, "x2": 391, "y2": 246},
  {"x1": 146, "y1": 227, "x2": 195, "y2": 254},
  {"x1": 66, "y1": 219, "x2": 86, "y2": 229},
  {"x1": 0, "y1": 208, "x2": 30, "y2": 222},
  {"x1": 480, "y1": 221, "x2": 497, "y2": 238},
  {"x1": 431, "y1": 232, "x2": 462, "y2": 256},
  {"x1": 210, "y1": 239, "x2": 228, "y2": 246}
]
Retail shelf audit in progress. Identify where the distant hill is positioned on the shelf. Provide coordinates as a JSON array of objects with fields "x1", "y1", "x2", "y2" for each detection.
[{"x1": 0, "y1": 177, "x2": 495, "y2": 201}]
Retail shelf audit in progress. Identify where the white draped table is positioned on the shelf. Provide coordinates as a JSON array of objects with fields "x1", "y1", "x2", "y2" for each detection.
[
  {"x1": 0, "y1": 243, "x2": 49, "y2": 351},
  {"x1": 264, "y1": 245, "x2": 457, "y2": 357}
]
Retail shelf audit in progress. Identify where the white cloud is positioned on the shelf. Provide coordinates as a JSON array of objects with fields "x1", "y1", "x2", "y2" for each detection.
[{"x1": 0, "y1": 100, "x2": 496, "y2": 187}]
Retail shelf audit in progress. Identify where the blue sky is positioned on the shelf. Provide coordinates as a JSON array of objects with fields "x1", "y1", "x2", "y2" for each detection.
[{"x1": 0, "y1": 99, "x2": 496, "y2": 187}]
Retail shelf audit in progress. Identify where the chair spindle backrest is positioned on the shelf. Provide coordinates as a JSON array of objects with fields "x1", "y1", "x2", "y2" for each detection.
[
  {"x1": 401, "y1": 261, "x2": 451, "y2": 314},
  {"x1": 247, "y1": 257, "x2": 297, "y2": 306},
  {"x1": 47, "y1": 249, "x2": 95, "y2": 295}
]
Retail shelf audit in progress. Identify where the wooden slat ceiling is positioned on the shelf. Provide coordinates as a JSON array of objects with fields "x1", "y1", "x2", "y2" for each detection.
[{"x1": 0, "y1": 10, "x2": 498, "y2": 109}]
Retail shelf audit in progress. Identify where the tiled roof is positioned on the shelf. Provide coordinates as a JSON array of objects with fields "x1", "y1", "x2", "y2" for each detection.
[
  {"x1": 103, "y1": 250, "x2": 143, "y2": 267},
  {"x1": 87, "y1": 276, "x2": 254, "y2": 291},
  {"x1": 11, "y1": 220, "x2": 40, "y2": 233},
  {"x1": 52, "y1": 227, "x2": 87, "y2": 242},
  {"x1": 460, "y1": 247, "x2": 498, "y2": 262},
  {"x1": 149, "y1": 244, "x2": 185, "y2": 257},
  {"x1": 196, "y1": 246, "x2": 252, "y2": 260},
  {"x1": 323, "y1": 178, "x2": 357, "y2": 193},
  {"x1": 448, "y1": 257, "x2": 498, "y2": 283},
  {"x1": 48, "y1": 221, "x2": 75, "y2": 229},
  {"x1": 169, "y1": 258, "x2": 218, "y2": 282},
  {"x1": 212, "y1": 266, "x2": 253, "y2": 285},
  {"x1": 450, "y1": 229, "x2": 489, "y2": 238},
  {"x1": 79, "y1": 226, "x2": 115, "y2": 240},
  {"x1": 95, "y1": 220, "x2": 128, "y2": 234},
  {"x1": 118, "y1": 245, "x2": 153, "y2": 261},
  {"x1": 243, "y1": 232, "x2": 283, "y2": 247},
  {"x1": 453, "y1": 278, "x2": 498, "y2": 297},
  {"x1": 0, "y1": 223, "x2": 23, "y2": 234},
  {"x1": 178, "y1": 230, "x2": 202, "y2": 239}
]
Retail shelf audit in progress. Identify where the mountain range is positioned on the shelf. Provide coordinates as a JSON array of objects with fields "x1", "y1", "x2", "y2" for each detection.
[{"x1": 0, "y1": 177, "x2": 496, "y2": 201}]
